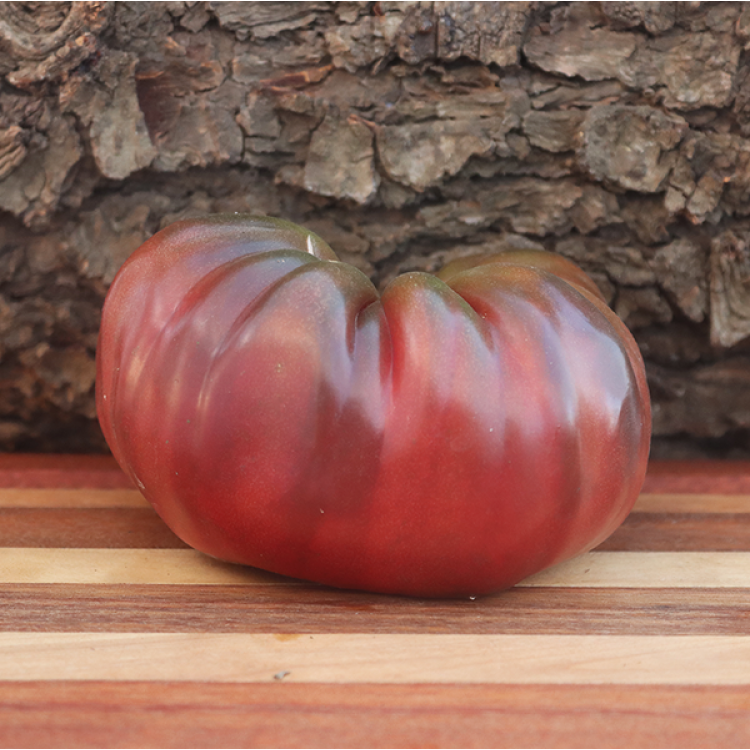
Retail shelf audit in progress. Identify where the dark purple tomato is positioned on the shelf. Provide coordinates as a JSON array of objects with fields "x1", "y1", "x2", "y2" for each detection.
[{"x1": 96, "y1": 215, "x2": 651, "y2": 597}]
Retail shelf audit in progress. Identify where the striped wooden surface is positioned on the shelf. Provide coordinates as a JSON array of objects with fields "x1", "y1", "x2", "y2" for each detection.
[{"x1": 0, "y1": 456, "x2": 749, "y2": 747}]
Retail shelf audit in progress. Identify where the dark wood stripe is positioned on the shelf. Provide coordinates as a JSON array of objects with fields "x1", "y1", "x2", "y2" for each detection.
[
  {"x1": 599, "y1": 512, "x2": 750, "y2": 551},
  {"x1": 3, "y1": 455, "x2": 746, "y2": 493},
  {"x1": 0, "y1": 454, "x2": 131, "y2": 489},
  {"x1": 0, "y1": 682, "x2": 748, "y2": 749},
  {"x1": 0, "y1": 508, "x2": 187, "y2": 549},
  {"x1": 2, "y1": 507, "x2": 748, "y2": 552},
  {"x1": 642, "y1": 460, "x2": 750, "y2": 494},
  {"x1": 1, "y1": 585, "x2": 748, "y2": 635}
]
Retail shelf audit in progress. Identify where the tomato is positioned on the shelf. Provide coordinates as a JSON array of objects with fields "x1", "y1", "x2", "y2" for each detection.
[{"x1": 96, "y1": 214, "x2": 651, "y2": 597}]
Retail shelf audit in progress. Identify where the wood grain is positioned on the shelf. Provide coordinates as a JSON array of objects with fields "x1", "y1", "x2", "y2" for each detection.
[
  {"x1": 4, "y1": 488, "x2": 749, "y2": 512},
  {"x1": 521, "y1": 551, "x2": 750, "y2": 588},
  {"x1": 0, "y1": 508, "x2": 187, "y2": 548},
  {"x1": 642, "y1": 461, "x2": 750, "y2": 494},
  {"x1": 0, "y1": 455, "x2": 749, "y2": 748},
  {"x1": 0, "y1": 488, "x2": 146, "y2": 508},
  {"x1": 634, "y1": 492, "x2": 750, "y2": 512},
  {"x1": 2, "y1": 632, "x2": 750, "y2": 684},
  {"x1": 0, "y1": 548, "x2": 293, "y2": 585},
  {"x1": 0, "y1": 547, "x2": 749, "y2": 588},
  {"x1": 599, "y1": 512, "x2": 750, "y2": 550},
  {"x1": 0, "y1": 455, "x2": 130, "y2": 489},
  {"x1": 5, "y1": 487, "x2": 750, "y2": 512},
  {"x1": 2, "y1": 584, "x2": 749, "y2": 635},
  {"x1": 9, "y1": 456, "x2": 747, "y2": 493},
  {"x1": 2, "y1": 504, "x2": 748, "y2": 551},
  {"x1": 2, "y1": 682, "x2": 748, "y2": 749}
]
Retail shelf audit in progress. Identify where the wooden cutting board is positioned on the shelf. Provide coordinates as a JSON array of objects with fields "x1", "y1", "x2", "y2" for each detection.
[{"x1": 0, "y1": 455, "x2": 749, "y2": 748}]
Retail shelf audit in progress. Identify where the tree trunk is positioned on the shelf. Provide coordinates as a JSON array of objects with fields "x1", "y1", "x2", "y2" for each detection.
[{"x1": 1, "y1": 1, "x2": 749, "y2": 457}]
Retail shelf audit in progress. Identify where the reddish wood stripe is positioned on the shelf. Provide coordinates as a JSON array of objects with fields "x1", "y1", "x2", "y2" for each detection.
[
  {"x1": 1, "y1": 585, "x2": 748, "y2": 636},
  {"x1": 0, "y1": 455, "x2": 747, "y2": 749},
  {"x1": 0, "y1": 455, "x2": 131, "y2": 489},
  {"x1": 2, "y1": 455, "x2": 746, "y2": 493},
  {"x1": 2, "y1": 682, "x2": 748, "y2": 749},
  {"x1": 642, "y1": 460, "x2": 750, "y2": 494},
  {"x1": 0, "y1": 508, "x2": 187, "y2": 549},
  {"x1": 1, "y1": 507, "x2": 747, "y2": 551},
  {"x1": 599, "y1": 513, "x2": 750, "y2": 551},
  {"x1": 3, "y1": 488, "x2": 750, "y2": 513}
]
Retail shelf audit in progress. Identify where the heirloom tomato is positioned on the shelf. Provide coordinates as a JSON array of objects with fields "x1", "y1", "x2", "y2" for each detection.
[{"x1": 97, "y1": 215, "x2": 651, "y2": 597}]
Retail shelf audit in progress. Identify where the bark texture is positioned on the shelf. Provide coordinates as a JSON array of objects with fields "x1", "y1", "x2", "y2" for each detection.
[{"x1": 2, "y1": 1, "x2": 750, "y2": 456}]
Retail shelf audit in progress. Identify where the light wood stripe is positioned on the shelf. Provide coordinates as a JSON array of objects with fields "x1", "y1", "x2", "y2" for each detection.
[
  {"x1": 0, "y1": 548, "x2": 749, "y2": 588},
  {"x1": 0, "y1": 488, "x2": 147, "y2": 508},
  {"x1": 0, "y1": 632, "x2": 749, "y2": 684},
  {"x1": 2, "y1": 489, "x2": 750, "y2": 513},
  {"x1": 633, "y1": 493, "x2": 750, "y2": 513},
  {"x1": 521, "y1": 551, "x2": 750, "y2": 588},
  {"x1": 0, "y1": 548, "x2": 293, "y2": 585}
]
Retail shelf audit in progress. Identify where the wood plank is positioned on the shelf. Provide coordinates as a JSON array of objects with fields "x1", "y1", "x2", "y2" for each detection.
[
  {"x1": 521, "y1": 551, "x2": 750, "y2": 588},
  {"x1": 0, "y1": 488, "x2": 147, "y2": 508},
  {"x1": 1, "y1": 632, "x2": 750, "y2": 684},
  {"x1": 2, "y1": 506, "x2": 748, "y2": 551},
  {"x1": 0, "y1": 454, "x2": 746, "y2": 750},
  {"x1": 1, "y1": 585, "x2": 749, "y2": 636},
  {"x1": 4, "y1": 487, "x2": 750, "y2": 513},
  {"x1": 1, "y1": 492, "x2": 749, "y2": 554},
  {"x1": 0, "y1": 548, "x2": 293, "y2": 585},
  {"x1": 642, "y1": 460, "x2": 750, "y2": 494},
  {"x1": 0, "y1": 454, "x2": 744, "y2": 495},
  {"x1": 1, "y1": 456, "x2": 746, "y2": 495},
  {"x1": 0, "y1": 508, "x2": 187, "y2": 548},
  {"x1": 1, "y1": 682, "x2": 748, "y2": 749},
  {"x1": 0, "y1": 455, "x2": 131, "y2": 489},
  {"x1": 1, "y1": 548, "x2": 749, "y2": 588},
  {"x1": 634, "y1": 492, "x2": 750, "y2": 513},
  {"x1": 599, "y1": 512, "x2": 750, "y2": 551}
]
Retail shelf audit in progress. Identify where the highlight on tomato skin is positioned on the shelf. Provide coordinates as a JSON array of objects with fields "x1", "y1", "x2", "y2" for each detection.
[{"x1": 96, "y1": 214, "x2": 652, "y2": 598}]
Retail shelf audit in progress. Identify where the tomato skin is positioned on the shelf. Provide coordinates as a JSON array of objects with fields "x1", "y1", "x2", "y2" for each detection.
[{"x1": 97, "y1": 215, "x2": 651, "y2": 598}]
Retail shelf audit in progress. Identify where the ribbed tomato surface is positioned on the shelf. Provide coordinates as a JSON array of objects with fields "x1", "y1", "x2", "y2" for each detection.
[{"x1": 97, "y1": 215, "x2": 651, "y2": 597}]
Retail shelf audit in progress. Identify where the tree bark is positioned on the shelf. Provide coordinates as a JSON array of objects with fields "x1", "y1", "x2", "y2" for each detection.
[{"x1": 1, "y1": 1, "x2": 750, "y2": 457}]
